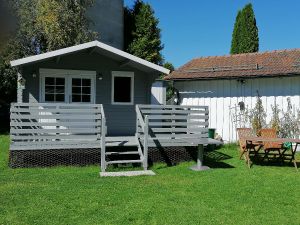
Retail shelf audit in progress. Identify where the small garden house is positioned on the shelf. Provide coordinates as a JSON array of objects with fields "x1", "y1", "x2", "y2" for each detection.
[
  {"x1": 9, "y1": 40, "x2": 213, "y2": 174},
  {"x1": 11, "y1": 40, "x2": 170, "y2": 136}
]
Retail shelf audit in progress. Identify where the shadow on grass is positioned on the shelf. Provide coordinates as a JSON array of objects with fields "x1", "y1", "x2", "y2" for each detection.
[
  {"x1": 250, "y1": 155, "x2": 296, "y2": 168},
  {"x1": 0, "y1": 129, "x2": 9, "y2": 135},
  {"x1": 204, "y1": 150, "x2": 235, "y2": 169},
  {"x1": 148, "y1": 146, "x2": 235, "y2": 169}
]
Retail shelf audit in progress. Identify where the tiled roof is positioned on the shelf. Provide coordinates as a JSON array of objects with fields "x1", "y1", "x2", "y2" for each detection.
[{"x1": 165, "y1": 49, "x2": 300, "y2": 80}]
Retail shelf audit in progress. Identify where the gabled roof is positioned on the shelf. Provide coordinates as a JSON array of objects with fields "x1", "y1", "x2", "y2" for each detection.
[
  {"x1": 10, "y1": 40, "x2": 170, "y2": 74},
  {"x1": 165, "y1": 49, "x2": 300, "y2": 80}
]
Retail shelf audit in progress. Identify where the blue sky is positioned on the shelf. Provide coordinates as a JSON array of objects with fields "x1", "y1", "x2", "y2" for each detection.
[{"x1": 124, "y1": 0, "x2": 300, "y2": 68}]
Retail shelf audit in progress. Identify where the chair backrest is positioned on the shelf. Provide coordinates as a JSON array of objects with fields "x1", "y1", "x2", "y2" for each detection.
[
  {"x1": 260, "y1": 128, "x2": 277, "y2": 138},
  {"x1": 260, "y1": 128, "x2": 281, "y2": 149},
  {"x1": 237, "y1": 128, "x2": 255, "y2": 147}
]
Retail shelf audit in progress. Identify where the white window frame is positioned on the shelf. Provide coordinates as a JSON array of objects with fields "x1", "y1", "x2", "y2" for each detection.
[
  {"x1": 111, "y1": 71, "x2": 134, "y2": 105},
  {"x1": 40, "y1": 68, "x2": 96, "y2": 104}
]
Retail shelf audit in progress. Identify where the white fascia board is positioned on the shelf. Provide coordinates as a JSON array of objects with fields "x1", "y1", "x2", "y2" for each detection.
[
  {"x1": 95, "y1": 42, "x2": 170, "y2": 74},
  {"x1": 10, "y1": 41, "x2": 170, "y2": 75},
  {"x1": 10, "y1": 41, "x2": 97, "y2": 67}
]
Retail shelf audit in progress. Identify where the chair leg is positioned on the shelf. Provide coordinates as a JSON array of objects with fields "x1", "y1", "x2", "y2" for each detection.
[
  {"x1": 293, "y1": 160, "x2": 298, "y2": 171},
  {"x1": 246, "y1": 151, "x2": 251, "y2": 168},
  {"x1": 279, "y1": 149, "x2": 286, "y2": 163},
  {"x1": 277, "y1": 149, "x2": 284, "y2": 164},
  {"x1": 240, "y1": 150, "x2": 246, "y2": 160},
  {"x1": 262, "y1": 150, "x2": 269, "y2": 161}
]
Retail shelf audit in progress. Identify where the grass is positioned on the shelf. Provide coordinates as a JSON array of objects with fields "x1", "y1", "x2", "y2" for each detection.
[{"x1": 0, "y1": 135, "x2": 300, "y2": 225}]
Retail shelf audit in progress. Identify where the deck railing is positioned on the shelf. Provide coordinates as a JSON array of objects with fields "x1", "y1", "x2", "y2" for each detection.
[
  {"x1": 136, "y1": 105, "x2": 209, "y2": 147},
  {"x1": 10, "y1": 103, "x2": 106, "y2": 151},
  {"x1": 136, "y1": 105, "x2": 148, "y2": 169},
  {"x1": 100, "y1": 104, "x2": 107, "y2": 171}
]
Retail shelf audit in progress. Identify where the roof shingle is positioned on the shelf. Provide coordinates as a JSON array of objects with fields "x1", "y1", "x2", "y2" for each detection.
[{"x1": 165, "y1": 49, "x2": 300, "y2": 80}]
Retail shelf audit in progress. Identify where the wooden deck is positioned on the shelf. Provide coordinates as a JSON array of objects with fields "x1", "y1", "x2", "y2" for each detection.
[{"x1": 10, "y1": 103, "x2": 218, "y2": 173}]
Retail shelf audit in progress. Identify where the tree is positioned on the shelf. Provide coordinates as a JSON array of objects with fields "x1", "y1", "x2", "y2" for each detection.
[
  {"x1": 279, "y1": 98, "x2": 299, "y2": 138},
  {"x1": 0, "y1": 0, "x2": 16, "y2": 51},
  {"x1": 163, "y1": 62, "x2": 175, "y2": 72},
  {"x1": 124, "y1": 6, "x2": 135, "y2": 51},
  {"x1": 36, "y1": 0, "x2": 97, "y2": 51},
  {"x1": 0, "y1": 0, "x2": 97, "y2": 104},
  {"x1": 249, "y1": 91, "x2": 266, "y2": 136},
  {"x1": 230, "y1": 3, "x2": 259, "y2": 54},
  {"x1": 126, "y1": 0, "x2": 163, "y2": 65},
  {"x1": 270, "y1": 103, "x2": 280, "y2": 134},
  {"x1": 230, "y1": 10, "x2": 242, "y2": 54},
  {"x1": 160, "y1": 62, "x2": 176, "y2": 101}
]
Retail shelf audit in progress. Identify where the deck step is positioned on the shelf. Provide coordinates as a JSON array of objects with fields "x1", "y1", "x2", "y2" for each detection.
[
  {"x1": 100, "y1": 170, "x2": 156, "y2": 177},
  {"x1": 106, "y1": 160, "x2": 143, "y2": 165},
  {"x1": 105, "y1": 151, "x2": 140, "y2": 156}
]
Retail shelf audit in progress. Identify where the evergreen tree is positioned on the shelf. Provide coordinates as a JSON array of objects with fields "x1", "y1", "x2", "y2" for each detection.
[
  {"x1": 124, "y1": 6, "x2": 135, "y2": 51},
  {"x1": 162, "y1": 62, "x2": 176, "y2": 101},
  {"x1": 230, "y1": 3, "x2": 259, "y2": 54},
  {"x1": 230, "y1": 10, "x2": 242, "y2": 54},
  {"x1": 127, "y1": 0, "x2": 163, "y2": 65},
  {"x1": 163, "y1": 62, "x2": 175, "y2": 72}
]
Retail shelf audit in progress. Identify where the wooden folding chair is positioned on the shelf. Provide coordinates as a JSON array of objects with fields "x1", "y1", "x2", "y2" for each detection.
[
  {"x1": 237, "y1": 128, "x2": 260, "y2": 161},
  {"x1": 282, "y1": 142, "x2": 299, "y2": 170},
  {"x1": 260, "y1": 128, "x2": 283, "y2": 161}
]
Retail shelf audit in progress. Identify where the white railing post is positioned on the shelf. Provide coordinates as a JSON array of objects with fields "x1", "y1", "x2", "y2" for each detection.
[
  {"x1": 100, "y1": 106, "x2": 106, "y2": 172},
  {"x1": 143, "y1": 115, "x2": 149, "y2": 171},
  {"x1": 135, "y1": 105, "x2": 140, "y2": 139}
]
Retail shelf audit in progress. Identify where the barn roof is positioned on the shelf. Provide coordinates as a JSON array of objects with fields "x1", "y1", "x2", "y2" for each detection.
[
  {"x1": 165, "y1": 49, "x2": 300, "y2": 80},
  {"x1": 10, "y1": 40, "x2": 170, "y2": 75}
]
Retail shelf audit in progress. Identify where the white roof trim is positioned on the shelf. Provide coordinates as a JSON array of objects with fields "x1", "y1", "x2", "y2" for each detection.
[{"x1": 10, "y1": 40, "x2": 170, "y2": 74}]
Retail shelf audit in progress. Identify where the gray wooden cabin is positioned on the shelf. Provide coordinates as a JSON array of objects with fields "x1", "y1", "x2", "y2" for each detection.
[
  {"x1": 10, "y1": 41, "x2": 213, "y2": 175},
  {"x1": 12, "y1": 41, "x2": 169, "y2": 136}
]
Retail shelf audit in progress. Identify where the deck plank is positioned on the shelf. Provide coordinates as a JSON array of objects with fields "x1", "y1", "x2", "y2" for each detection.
[
  {"x1": 100, "y1": 170, "x2": 155, "y2": 177},
  {"x1": 105, "y1": 136, "x2": 138, "y2": 147}
]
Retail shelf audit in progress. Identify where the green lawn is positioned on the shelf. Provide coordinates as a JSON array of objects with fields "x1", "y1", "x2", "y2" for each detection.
[{"x1": 0, "y1": 135, "x2": 300, "y2": 225}]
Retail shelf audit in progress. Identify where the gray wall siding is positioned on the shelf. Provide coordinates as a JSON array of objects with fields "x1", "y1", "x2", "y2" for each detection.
[
  {"x1": 87, "y1": 0, "x2": 124, "y2": 50},
  {"x1": 22, "y1": 67, "x2": 39, "y2": 103},
  {"x1": 21, "y1": 51, "x2": 157, "y2": 136}
]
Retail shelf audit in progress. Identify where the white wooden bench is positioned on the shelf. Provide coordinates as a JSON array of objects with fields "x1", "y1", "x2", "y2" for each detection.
[
  {"x1": 136, "y1": 104, "x2": 210, "y2": 170},
  {"x1": 10, "y1": 103, "x2": 106, "y2": 152}
]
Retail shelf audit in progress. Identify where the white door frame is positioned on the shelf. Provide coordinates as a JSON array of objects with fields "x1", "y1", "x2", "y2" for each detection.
[{"x1": 39, "y1": 68, "x2": 96, "y2": 104}]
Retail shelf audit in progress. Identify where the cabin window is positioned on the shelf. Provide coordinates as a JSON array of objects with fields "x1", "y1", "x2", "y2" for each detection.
[
  {"x1": 44, "y1": 77, "x2": 65, "y2": 102},
  {"x1": 71, "y1": 78, "x2": 92, "y2": 103},
  {"x1": 112, "y1": 71, "x2": 134, "y2": 105}
]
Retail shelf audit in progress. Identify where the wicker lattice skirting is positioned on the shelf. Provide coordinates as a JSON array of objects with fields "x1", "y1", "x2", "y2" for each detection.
[{"x1": 9, "y1": 147, "x2": 198, "y2": 168}]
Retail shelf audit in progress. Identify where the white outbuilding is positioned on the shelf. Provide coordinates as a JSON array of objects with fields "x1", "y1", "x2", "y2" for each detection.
[{"x1": 165, "y1": 49, "x2": 300, "y2": 143}]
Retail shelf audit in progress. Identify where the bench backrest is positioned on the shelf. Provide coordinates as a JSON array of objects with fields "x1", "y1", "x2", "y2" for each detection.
[
  {"x1": 136, "y1": 105, "x2": 209, "y2": 144},
  {"x1": 10, "y1": 103, "x2": 105, "y2": 150}
]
